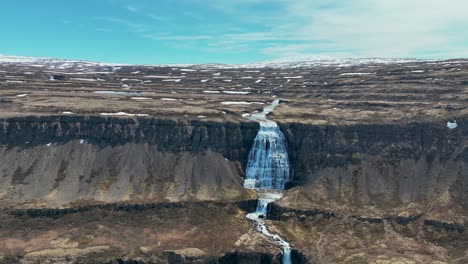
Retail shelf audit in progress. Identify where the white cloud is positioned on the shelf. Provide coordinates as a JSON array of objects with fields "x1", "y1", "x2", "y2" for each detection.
[
  {"x1": 106, "y1": 0, "x2": 468, "y2": 59},
  {"x1": 203, "y1": 0, "x2": 468, "y2": 58},
  {"x1": 275, "y1": 0, "x2": 468, "y2": 58},
  {"x1": 125, "y1": 5, "x2": 137, "y2": 12}
]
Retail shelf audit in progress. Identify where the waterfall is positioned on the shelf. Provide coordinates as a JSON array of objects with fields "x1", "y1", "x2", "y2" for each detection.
[
  {"x1": 243, "y1": 99, "x2": 292, "y2": 264},
  {"x1": 244, "y1": 99, "x2": 291, "y2": 190},
  {"x1": 244, "y1": 124, "x2": 290, "y2": 190}
]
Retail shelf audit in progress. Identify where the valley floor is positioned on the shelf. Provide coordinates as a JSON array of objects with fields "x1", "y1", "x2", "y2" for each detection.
[{"x1": 0, "y1": 200, "x2": 467, "y2": 264}]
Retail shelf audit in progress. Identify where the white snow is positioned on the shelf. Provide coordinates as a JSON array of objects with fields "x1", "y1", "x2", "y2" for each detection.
[
  {"x1": 61, "y1": 111, "x2": 75, "y2": 115},
  {"x1": 411, "y1": 70, "x2": 425, "y2": 73},
  {"x1": 144, "y1": 75, "x2": 185, "y2": 79},
  {"x1": 7, "y1": 80, "x2": 25, "y2": 83},
  {"x1": 340, "y1": 72, "x2": 374, "y2": 76},
  {"x1": 221, "y1": 101, "x2": 264, "y2": 105},
  {"x1": 243, "y1": 56, "x2": 421, "y2": 69},
  {"x1": 255, "y1": 80, "x2": 262, "y2": 83},
  {"x1": 180, "y1": 69, "x2": 197, "y2": 72},
  {"x1": 283, "y1": 76, "x2": 303, "y2": 79},
  {"x1": 121, "y1": 78, "x2": 141, "y2": 82},
  {"x1": 94, "y1": 91, "x2": 143, "y2": 95},
  {"x1": 223, "y1": 91, "x2": 250, "y2": 95},
  {"x1": 447, "y1": 121, "x2": 458, "y2": 129},
  {"x1": 46, "y1": 143, "x2": 52, "y2": 147},
  {"x1": 201, "y1": 79, "x2": 209, "y2": 83},
  {"x1": 203, "y1": 91, "x2": 221, "y2": 94},
  {"x1": 71, "y1": 78, "x2": 102, "y2": 82},
  {"x1": 212, "y1": 72, "x2": 221, "y2": 76},
  {"x1": 100, "y1": 112, "x2": 149, "y2": 117},
  {"x1": 198, "y1": 115, "x2": 206, "y2": 118},
  {"x1": 161, "y1": 98, "x2": 177, "y2": 101},
  {"x1": 45, "y1": 71, "x2": 111, "y2": 75},
  {"x1": 162, "y1": 79, "x2": 181, "y2": 82},
  {"x1": 80, "y1": 139, "x2": 85, "y2": 144},
  {"x1": 16, "y1": 94, "x2": 28, "y2": 97},
  {"x1": 131, "y1": 97, "x2": 152, "y2": 100}
]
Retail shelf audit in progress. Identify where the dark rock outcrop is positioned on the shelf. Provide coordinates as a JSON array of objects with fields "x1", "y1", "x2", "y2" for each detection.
[
  {"x1": 0, "y1": 116, "x2": 258, "y2": 204},
  {"x1": 279, "y1": 121, "x2": 468, "y2": 209}
]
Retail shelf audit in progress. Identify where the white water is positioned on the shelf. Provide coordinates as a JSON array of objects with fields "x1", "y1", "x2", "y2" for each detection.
[{"x1": 243, "y1": 99, "x2": 292, "y2": 264}]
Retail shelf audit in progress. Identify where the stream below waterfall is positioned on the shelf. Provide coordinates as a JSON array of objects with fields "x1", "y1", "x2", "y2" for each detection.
[{"x1": 243, "y1": 99, "x2": 292, "y2": 264}]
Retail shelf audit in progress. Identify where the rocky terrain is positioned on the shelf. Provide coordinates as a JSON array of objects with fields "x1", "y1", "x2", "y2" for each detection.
[{"x1": 0, "y1": 55, "x2": 468, "y2": 263}]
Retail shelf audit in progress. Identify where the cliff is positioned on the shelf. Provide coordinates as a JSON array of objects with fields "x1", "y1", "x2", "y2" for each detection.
[
  {"x1": 0, "y1": 116, "x2": 258, "y2": 206},
  {"x1": 279, "y1": 119, "x2": 468, "y2": 220},
  {"x1": 1, "y1": 115, "x2": 467, "y2": 215}
]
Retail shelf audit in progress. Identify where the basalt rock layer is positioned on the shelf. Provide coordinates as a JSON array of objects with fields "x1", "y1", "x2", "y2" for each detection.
[
  {"x1": 279, "y1": 120, "x2": 468, "y2": 213},
  {"x1": 0, "y1": 116, "x2": 258, "y2": 205}
]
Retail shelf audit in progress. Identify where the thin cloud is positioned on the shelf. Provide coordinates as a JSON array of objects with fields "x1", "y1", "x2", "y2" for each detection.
[
  {"x1": 125, "y1": 5, "x2": 138, "y2": 12},
  {"x1": 194, "y1": 0, "x2": 468, "y2": 58},
  {"x1": 96, "y1": 17, "x2": 149, "y2": 33},
  {"x1": 145, "y1": 34, "x2": 213, "y2": 41},
  {"x1": 106, "y1": 0, "x2": 468, "y2": 59}
]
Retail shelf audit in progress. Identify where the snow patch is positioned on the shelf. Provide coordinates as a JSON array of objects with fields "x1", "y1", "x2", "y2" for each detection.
[
  {"x1": 340, "y1": 72, "x2": 373, "y2": 76},
  {"x1": 100, "y1": 112, "x2": 149, "y2": 117},
  {"x1": 447, "y1": 121, "x2": 458, "y2": 129},
  {"x1": 71, "y1": 78, "x2": 102, "y2": 82},
  {"x1": 94, "y1": 91, "x2": 143, "y2": 95},
  {"x1": 131, "y1": 97, "x2": 152, "y2": 100},
  {"x1": 283, "y1": 76, "x2": 303, "y2": 79},
  {"x1": 223, "y1": 91, "x2": 250, "y2": 95},
  {"x1": 221, "y1": 101, "x2": 264, "y2": 105}
]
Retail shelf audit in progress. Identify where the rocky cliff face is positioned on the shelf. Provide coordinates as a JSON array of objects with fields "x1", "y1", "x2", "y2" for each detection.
[
  {"x1": 0, "y1": 116, "x2": 258, "y2": 205},
  {"x1": 2, "y1": 115, "x2": 467, "y2": 213},
  {"x1": 280, "y1": 120, "x2": 468, "y2": 212}
]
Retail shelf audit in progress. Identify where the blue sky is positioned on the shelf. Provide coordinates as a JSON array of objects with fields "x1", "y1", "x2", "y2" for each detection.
[{"x1": 1, "y1": 0, "x2": 467, "y2": 64}]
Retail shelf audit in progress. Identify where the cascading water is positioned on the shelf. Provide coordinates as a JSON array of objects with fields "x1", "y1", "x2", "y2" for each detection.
[
  {"x1": 244, "y1": 125, "x2": 290, "y2": 190},
  {"x1": 243, "y1": 99, "x2": 292, "y2": 264}
]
